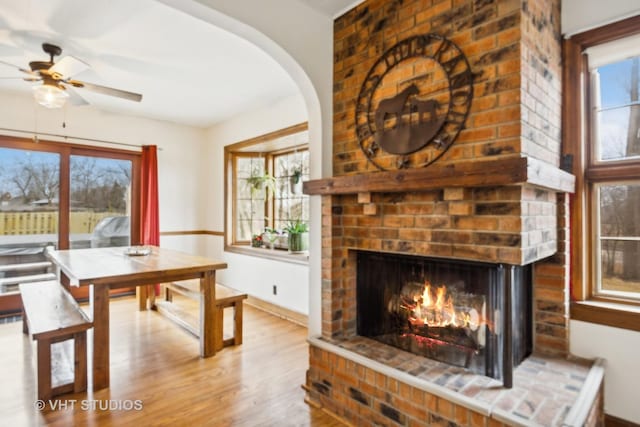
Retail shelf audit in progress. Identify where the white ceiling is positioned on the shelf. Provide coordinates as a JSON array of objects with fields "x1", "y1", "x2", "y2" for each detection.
[{"x1": 0, "y1": 0, "x2": 357, "y2": 128}]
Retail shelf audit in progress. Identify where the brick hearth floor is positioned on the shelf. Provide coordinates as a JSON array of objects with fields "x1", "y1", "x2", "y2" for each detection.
[{"x1": 319, "y1": 336, "x2": 602, "y2": 426}]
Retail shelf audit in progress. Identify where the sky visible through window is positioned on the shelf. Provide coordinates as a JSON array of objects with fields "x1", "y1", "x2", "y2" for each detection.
[{"x1": 596, "y1": 58, "x2": 640, "y2": 161}]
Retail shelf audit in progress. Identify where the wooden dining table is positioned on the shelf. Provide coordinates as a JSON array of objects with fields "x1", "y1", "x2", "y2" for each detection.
[{"x1": 46, "y1": 246, "x2": 227, "y2": 390}]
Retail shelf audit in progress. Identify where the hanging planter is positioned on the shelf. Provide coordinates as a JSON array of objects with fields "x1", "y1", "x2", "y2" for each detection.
[
  {"x1": 246, "y1": 172, "x2": 276, "y2": 199},
  {"x1": 289, "y1": 165, "x2": 303, "y2": 195}
]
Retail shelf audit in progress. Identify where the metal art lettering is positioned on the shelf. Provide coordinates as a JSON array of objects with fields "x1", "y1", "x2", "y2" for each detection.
[{"x1": 355, "y1": 34, "x2": 474, "y2": 170}]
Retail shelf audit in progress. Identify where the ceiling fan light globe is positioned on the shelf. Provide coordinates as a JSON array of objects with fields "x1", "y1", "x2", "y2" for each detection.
[{"x1": 32, "y1": 84, "x2": 69, "y2": 108}]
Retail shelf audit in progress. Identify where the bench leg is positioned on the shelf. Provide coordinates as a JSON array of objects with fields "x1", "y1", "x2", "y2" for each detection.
[
  {"x1": 148, "y1": 286, "x2": 156, "y2": 309},
  {"x1": 165, "y1": 286, "x2": 173, "y2": 302},
  {"x1": 233, "y1": 302, "x2": 244, "y2": 346},
  {"x1": 37, "y1": 338, "x2": 52, "y2": 401},
  {"x1": 215, "y1": 306, "x2": 224, "y2": 351},
  {"x1": 73, "y1": 332, "x2": 87, "y2": 393}
]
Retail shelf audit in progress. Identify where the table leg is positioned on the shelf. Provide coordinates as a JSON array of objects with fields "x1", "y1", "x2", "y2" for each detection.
[
  {"x1": 136, "y1": 286, "x2": 148, "y2": 311},
  {"x1": 199, "y1": 271, "x2": 216, "y2": 357},
  {"x1": 91, "y1": 284, "x2": 110, "y2": 390}
]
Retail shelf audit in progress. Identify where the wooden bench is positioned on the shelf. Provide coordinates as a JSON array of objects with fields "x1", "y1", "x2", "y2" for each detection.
[
  {"x1": 162, "y1": 280, "x2": 247, "y2": 350},
  {"x1": 19, "y1": 280, "x2": 93, "y2": 400}
]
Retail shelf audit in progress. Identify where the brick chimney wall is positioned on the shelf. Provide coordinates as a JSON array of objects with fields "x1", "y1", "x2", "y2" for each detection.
[{"x1": 310, "y1": 1, "x2": 571, "y2": 424}]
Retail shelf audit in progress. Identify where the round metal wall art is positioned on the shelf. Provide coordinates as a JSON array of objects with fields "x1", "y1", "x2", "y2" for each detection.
[{"x1": 355, "y1": 34, "x2": 474, "y2": 171}]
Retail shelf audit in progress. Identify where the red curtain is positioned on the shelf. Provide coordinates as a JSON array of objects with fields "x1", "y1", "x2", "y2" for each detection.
[{"x1": 140, "y1": 145, "x2": 160, "y2": 295}]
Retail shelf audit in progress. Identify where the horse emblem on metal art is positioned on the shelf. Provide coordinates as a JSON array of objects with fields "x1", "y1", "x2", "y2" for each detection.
[
  {"x1": 355, "y1": 34, "x2": 474, "y2": 170},
  {"x1": 373, "y1": 83, "x2": 446, "y2": 155}
]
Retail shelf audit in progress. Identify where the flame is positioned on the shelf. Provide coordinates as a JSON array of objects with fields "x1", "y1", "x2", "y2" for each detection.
[{"x1": 407, "y1": 280, "x2": 481, "y2": 330}]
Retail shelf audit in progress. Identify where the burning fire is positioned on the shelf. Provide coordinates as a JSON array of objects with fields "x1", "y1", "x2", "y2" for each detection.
[{"x1": 406, "y1": 281, "x2": 481, "y2": 330}]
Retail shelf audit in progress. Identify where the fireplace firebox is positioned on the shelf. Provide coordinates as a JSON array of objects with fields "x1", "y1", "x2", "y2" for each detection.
[{"x1": 356, "y1": 251, "x2": 532, "y2": 387}]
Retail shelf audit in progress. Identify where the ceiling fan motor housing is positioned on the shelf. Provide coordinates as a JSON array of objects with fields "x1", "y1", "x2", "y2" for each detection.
[{"x1": 29, "y1": 61, "x2": 52, "y2": 72}]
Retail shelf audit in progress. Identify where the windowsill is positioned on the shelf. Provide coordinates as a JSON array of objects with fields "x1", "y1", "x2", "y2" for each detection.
[
  {"x1": 224, "y1": 245, "x2": 309, "y2": 265},
  {"x1": 570, "y1": 300, "x2": 640, "y2": 332}
]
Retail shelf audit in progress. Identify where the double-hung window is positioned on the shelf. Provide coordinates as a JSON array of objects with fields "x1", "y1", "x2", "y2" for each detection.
[
  {"x1": 565, "y1": 16, "x2": 640, "y2": 329},
  {"x1": 588, "y1": 36, "x2": 640, "y2": 301}
]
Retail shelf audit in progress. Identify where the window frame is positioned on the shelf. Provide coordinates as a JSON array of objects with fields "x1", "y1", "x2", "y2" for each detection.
[
  {"x1": 564, "y1": 15, "x2": 640, "y2": 331},
  {"x1": 224, "y1": 123, "x2": 309, "y2": 263},
  {"x1": 231, "y1": 152, "x2": 268, "y2": 246}
]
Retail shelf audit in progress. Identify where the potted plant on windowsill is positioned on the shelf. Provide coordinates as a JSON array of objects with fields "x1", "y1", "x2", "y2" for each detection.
[
  {"x1": 283, "y1": 219, "x2": 308, "y2": 253},
  {"x1": 262, "y1": 228, "x2": 283, "y2": 250}
]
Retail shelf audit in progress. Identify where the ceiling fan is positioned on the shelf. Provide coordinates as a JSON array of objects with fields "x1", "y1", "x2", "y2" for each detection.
[{"x1": 0, "y1": 42, "x2": 143, "y2": 108}]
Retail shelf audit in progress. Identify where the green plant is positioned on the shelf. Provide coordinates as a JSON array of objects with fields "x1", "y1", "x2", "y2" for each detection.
[
  {"x1": 246, "y1": 171, "x2": 276, "y2": 199},
  {"x1": 291, "y1": 165, "x2": 303, "y2": 184},
  {"x1": 262, "y1": 227, "x2": 281, "y2": 249},
  {"x1": 251, "y1": 234, "x2": 263, "y2": 247},
  {"x1": 283, "y1": 219, "x2": 308, "y2": 234}
]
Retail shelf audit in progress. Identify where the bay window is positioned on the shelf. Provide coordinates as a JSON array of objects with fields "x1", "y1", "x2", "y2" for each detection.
[{"x1": 225, "y1": 123, "x2": 309, "y2": 258}]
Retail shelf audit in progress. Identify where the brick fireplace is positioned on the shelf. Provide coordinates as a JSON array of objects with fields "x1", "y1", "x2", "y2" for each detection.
[{"x1": 303, "y1": 0, "x2": 604, "y2": 426}]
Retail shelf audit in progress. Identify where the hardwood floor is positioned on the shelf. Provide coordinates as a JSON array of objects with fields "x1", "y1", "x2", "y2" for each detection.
[{"x1": 0, "y1": 295, "x2": 345, "y2": 427}]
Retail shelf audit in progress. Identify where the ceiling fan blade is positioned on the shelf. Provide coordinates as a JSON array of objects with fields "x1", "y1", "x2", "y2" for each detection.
[
  {"x1": 0, "y1": 59, "x2": 38, "y2": 76},
  {"x1": 67, "y1": 79, "x2": 142, "y2": 102},
  {"x1": 66, "y1": 87, "x2": 89, "y2": 106},
  {"x1": 50, "y1": 55, "x2": 89, "y2": 78}
]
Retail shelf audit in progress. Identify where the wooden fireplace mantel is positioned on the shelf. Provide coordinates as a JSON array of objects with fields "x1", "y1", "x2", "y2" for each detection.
[{"x1": 303, "y1": 156, "x2": 575, "y2": 196}]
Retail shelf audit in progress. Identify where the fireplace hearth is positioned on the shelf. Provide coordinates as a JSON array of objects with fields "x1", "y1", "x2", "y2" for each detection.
[{"x1": 356, "y1": 251, "x2": 532, "y2": 387}]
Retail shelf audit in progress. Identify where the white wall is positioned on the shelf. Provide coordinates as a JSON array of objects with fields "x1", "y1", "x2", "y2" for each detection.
[
  {"x1": 0, "y1": 91, "x2": 207, "y2": 240},
  {"x1": 197, "y1": 94, "x2": 310, "y2": 315},
  {"x1": 562, "y1": 0, "x2": 640, "y2": 36},
  {"x1": 563, "y1": 3, "x2": 640, "y2": 423},
  {"x1": 570, "y1": 321, "x2": 640, "y2": 422}
]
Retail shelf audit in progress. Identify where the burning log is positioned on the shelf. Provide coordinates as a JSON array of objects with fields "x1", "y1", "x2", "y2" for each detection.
[{"x1": 387, "y1": 280, "x2": 488, "y2": 349}]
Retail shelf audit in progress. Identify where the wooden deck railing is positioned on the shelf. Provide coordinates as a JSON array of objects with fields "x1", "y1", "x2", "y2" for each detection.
[{"x1": 0, "y1": 211, "x2": 119, "y2": 235}]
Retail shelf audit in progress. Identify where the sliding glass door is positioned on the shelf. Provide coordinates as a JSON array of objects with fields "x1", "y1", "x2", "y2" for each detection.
[{"x1": 0, "y1": 137, "x2": 140, "y2": 313}]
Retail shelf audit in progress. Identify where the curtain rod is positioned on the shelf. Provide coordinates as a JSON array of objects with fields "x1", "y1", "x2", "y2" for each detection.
[{"x1": 0, "y1": 127, "x2": 161, "y2": 151}]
